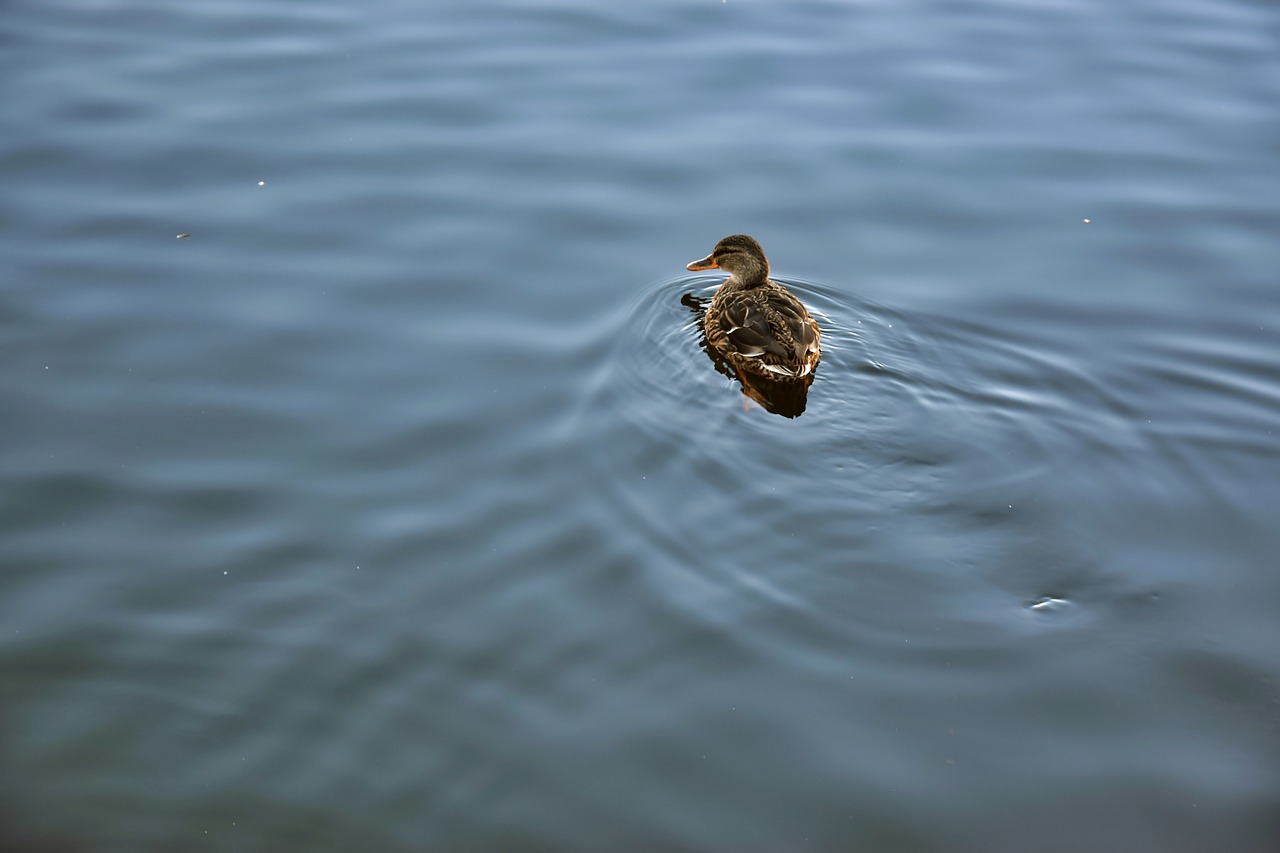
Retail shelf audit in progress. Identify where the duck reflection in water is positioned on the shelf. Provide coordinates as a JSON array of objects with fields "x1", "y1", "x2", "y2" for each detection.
[{"x1": 683, "y1": 235, "x2": 821, "y2": 418}]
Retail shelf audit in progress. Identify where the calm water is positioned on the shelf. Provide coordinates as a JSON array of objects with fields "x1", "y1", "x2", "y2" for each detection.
[{"x1": 4, "y1": 0, "x2": 1280, "y2": 850}]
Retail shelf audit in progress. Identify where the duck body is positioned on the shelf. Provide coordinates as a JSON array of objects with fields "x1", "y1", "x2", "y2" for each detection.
[{"x1": 687, "y1": 235, "x2": 821, "y2": 383}]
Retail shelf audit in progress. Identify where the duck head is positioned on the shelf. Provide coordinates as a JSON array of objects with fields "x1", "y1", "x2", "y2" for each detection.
[{"x1": 687, "y1": 234, "x2": 770, "y2": 285}]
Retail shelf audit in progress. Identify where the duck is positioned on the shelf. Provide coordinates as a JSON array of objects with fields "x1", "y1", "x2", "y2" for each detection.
[{"x1": 686, "y1": 235, "x2": 821, "y2": 383}]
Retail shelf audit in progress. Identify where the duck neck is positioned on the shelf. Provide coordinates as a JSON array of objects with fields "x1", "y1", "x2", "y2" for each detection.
[{"x1": 725, "y1": 257, "x2": 769, "y2": 289}]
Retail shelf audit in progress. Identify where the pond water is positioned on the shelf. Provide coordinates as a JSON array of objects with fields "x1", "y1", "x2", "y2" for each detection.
[{"x1": 4, "y1": 0, "x2": 1279, "y2": 850}]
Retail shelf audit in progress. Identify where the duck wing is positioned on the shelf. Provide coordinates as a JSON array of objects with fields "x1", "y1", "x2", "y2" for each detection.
[
  {"x1": 769, "y1": 295, "x2": 820, "y2": 368},
  {"x1": 717, "y1": 298, "x2": 792, "y2": 359},
  {"x1": 710, "y1": 287, "x2": 820, "y2": 377}
]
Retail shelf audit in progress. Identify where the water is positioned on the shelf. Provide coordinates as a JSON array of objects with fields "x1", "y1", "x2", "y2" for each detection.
[{"x1": 4, "y1": 0, "x2": 1279, "y2": 850}]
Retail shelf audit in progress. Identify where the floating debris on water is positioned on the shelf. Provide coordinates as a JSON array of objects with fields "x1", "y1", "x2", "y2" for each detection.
[{"x1": 176, "y1": 233, "x2": 190, "y2": 239}]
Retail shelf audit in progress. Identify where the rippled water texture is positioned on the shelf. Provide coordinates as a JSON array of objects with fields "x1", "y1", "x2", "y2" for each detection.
[{"x1": 4, "y1": 0, "x2": 1280, "y2": 850}]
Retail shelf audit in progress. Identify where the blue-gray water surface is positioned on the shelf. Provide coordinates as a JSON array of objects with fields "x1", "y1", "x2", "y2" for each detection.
[{"x1": 4, "y1": 0, "x2": 1280, "y2": 850}]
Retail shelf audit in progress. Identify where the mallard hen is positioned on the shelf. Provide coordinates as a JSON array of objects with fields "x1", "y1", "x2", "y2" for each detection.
[{"x1": 686, "y1": 235, "x2": 821, "y2": 382}]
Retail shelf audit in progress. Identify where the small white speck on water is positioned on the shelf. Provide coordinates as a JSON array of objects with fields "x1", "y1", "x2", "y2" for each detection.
[
  {"x1": 258, "y1": 180, "x2": 265, "y2": 186},
  {"x1": 1029, "y1": 596, "x2": 1070, "y2": 613},
  {"x1": 223, "y1": 571, "x2": 228, "y2": 575},
  {"x1": 1083, "y1": 218, "x2": 1091, "y2": 224},
  {"x1": 176, "y1": 233, "x2": 189, "y2": 239}
]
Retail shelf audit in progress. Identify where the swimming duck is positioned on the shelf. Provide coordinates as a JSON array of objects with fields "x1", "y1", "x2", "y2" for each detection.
[{"x1": 687, "y1": 235, "x2": 821, "y2": 383}]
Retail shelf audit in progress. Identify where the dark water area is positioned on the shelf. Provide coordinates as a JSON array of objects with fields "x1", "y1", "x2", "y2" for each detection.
[{"x1": 4, "y1": 0, "x2": 1280, "y2": 850}]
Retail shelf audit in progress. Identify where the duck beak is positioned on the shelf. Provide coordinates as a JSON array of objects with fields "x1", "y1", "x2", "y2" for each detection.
[{"x1": 687, "y1": 254, "x2": 718, "y2": 271}]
